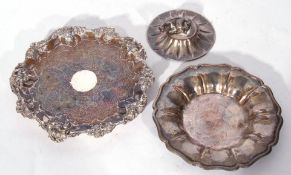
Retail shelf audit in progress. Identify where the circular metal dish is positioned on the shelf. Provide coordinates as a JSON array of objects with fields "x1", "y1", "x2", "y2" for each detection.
[
  {"x1": 10, "y1": 26, "x2": 154, "y2": 142},
  {"x1": 147, "y1": 10, "x2": 215, "y2": 61},
  {"x1": 153, "y1": 64, "x2": 282, "y2": 170}
]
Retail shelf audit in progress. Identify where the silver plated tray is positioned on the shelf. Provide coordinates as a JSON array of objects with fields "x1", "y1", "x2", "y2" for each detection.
[
  {"x1": 10, "y1": 26, "x2": 154, "y2": 142},
  {"x1": 153, "y1": 64, "x2": 282, "y2": 170}
]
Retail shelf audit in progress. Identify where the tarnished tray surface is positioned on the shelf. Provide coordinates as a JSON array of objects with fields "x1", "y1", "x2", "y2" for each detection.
[{"x1": 10, "y1": 27, "x2": 154, "y2": 142}]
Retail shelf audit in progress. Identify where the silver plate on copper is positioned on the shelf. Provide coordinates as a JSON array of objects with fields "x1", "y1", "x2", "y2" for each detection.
[{"x1": 147, "y1": 10, "x2": 216, "y2": 61}]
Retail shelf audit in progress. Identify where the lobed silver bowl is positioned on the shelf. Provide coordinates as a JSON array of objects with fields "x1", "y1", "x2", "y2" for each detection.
[{"x1": 153, "y1": 64, "x2": 282, "y2": 170}]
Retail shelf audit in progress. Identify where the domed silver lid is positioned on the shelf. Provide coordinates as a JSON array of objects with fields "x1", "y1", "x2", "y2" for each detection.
[{"x1": 147, "y1": 10, "x2": 216, "y2": 61}]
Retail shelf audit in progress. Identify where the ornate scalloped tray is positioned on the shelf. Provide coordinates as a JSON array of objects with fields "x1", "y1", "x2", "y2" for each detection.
[
  {"x1": 153, "y1": 64, "x2": 282, "y2": 170},
  {"x1": 10, "y1": 27, "x2": 154, "y2": 142}
]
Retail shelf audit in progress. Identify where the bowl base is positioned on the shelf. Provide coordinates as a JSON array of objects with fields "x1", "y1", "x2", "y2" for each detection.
[{"x1": 183, "y1": 93, "x2": 248, "y2": 150}]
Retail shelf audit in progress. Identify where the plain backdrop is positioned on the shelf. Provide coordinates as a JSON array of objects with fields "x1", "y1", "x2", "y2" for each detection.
[{"x1": 0, "y1": 0, "x2": 290, "y2": 175}]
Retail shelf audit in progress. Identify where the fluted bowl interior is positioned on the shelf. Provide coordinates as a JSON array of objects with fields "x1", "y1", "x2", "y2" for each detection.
[{"x1": 153, "y1": 64, "x2": 282, "y2": 170}]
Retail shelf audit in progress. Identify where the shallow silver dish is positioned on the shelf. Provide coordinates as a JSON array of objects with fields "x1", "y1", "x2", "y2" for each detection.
[{"x1": 153, "y1": 64, "x2": 282, "y2": 170}]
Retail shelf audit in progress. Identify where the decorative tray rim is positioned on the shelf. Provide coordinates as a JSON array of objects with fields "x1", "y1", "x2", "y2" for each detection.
[{"x1": 10, "y1": 26, "x2": 154, "y2": 142}]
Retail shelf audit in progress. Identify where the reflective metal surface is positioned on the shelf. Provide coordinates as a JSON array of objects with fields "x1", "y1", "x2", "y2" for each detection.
[
  {"x1": 153, "y1": 64, "x2": 282, "y2": 170},
  {"x1": 147, "y1": 10, "x2": 215, "y2": 61},
  {"x1": 10, "y1": 26, "x2": 154, "y2": 142}
]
